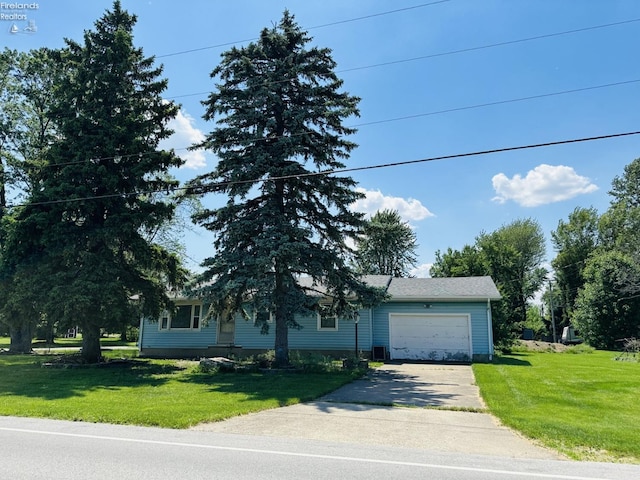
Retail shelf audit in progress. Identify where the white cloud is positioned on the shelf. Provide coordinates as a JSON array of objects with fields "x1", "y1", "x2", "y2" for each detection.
[
  {"x1": 160, "y1": 109, "x2": 207, "y2": 169},
  {"x1": 351, "y1": 188, "x2": 435, "y2": 222},
  {"x1": 491, "y1": 164, "x2": 598, "y2": 207},
  {"x1": 410, "y1": 263, "x2": 433, "y2": 278}
]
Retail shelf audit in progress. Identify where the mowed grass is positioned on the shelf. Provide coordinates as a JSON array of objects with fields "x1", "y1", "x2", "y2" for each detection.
[
  {"x1": 0, "y1": 352, "x2": 361, "y2": 428},
  {"x1": 473, "y1": 350, "x2": 640, "y2": 463},
  {"x1": 0, "y1": 335, "x2": 136, "y2": 349}
]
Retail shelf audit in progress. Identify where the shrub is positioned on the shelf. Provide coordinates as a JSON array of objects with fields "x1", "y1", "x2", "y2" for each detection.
[
  {"x1": 564, "y1": 344, "x2": 595, "y2": 354},
  {"x1": 615, "y1": 338, "x2": 640, "y2": 362}
]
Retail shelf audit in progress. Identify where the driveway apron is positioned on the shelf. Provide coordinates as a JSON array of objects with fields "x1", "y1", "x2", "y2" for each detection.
[{"x1": 192, "y1": 363, "x2": 561, "y2": 459}]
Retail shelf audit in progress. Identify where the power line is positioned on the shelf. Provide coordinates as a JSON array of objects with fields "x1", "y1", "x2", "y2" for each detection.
[
  {"x1": 309, "y1": 0, "x2": 450, "y2": 29},
  {"x1": 155, "y1": 1, "x2": 451, "y2": 58},
  {"x1": 339, "y1": 18, "x2": 640, "y2": 74},
  {"x1": 12, "y1": 15, "x2": 636, "y2": 140},
  {"x1": 10, "y1": 129, "x2": 640, "y2": 209},
  {"x1": 351, "y1": 79, "x2": 640, "y2": 128},
  {"x1": 34, "y1": 77, "x2": 640, "y2": 169},
  {"x1": 164, "y1": 17, "x2": 640, "y2": 100}
]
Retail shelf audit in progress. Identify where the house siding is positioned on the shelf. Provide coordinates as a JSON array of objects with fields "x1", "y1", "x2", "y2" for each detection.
[
  {"x1": 138, "y1": 276, "x2": 498, "y2": 362},
  {"x1": 141, "y1": 308, "x2": 373, "y2": 356},
  {"x1": 139, "y1": 316, "x2": 217, "y2": 350},
  {"x1": 235, "y1": 309, "x2": 372, "y2": 353}
]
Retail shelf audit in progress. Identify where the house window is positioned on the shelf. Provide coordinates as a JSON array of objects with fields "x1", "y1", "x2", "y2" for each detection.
[
  {"x1": 159, "y1": 304, "x2": 201, "y2": 330},
  {"x1": 317, "y1": 313, "x2": 338, "y2": 331},
  {"x1": 254, "y1": 310, "x2": 273, "y2": 325}
]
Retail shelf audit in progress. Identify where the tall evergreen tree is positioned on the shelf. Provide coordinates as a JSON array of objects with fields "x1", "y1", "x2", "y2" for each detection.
[
  {"x1": 4, "y1": 1, "x2": 185, "y2": 362},
  {"x1": 190, "y1": 11, "x2": 384, "y2": 366},
  {"x1": 355, "y1": 209, "x2": 418, "y2": 277}
]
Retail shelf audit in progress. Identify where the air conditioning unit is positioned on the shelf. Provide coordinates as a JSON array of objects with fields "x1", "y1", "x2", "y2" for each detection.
[{"x1": 372, "y1": 346, "x2": 386, "y2": 361}]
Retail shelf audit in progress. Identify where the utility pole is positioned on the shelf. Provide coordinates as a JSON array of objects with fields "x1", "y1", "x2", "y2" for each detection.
[{"x1": 549, "y1": 280, "x2": 557, "y2": 343}]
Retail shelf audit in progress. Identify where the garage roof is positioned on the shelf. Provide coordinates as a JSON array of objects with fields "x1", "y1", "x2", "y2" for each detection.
[{"x1": 387, "y1": 276, "x2": 501, "y2": 301}]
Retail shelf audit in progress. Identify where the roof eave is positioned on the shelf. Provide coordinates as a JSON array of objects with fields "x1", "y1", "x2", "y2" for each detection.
[{"x1": 388, "y1": 295, "x2": 501, "y2": 302}]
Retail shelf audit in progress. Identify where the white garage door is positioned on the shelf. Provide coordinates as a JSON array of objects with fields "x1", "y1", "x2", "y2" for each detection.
[{"x1": 389, "y1": 314, "x2": 471, "y2": 361}]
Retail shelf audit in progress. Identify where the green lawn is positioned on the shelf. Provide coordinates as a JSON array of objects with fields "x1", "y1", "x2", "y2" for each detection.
[
  {"x1": 0, "y1": 353, "x2": 361, "y2": 428},
  {"x1": 473, "y1": 350, "x2": 640, "y2": 463},
  {"x1": 0, "y1": 335, "x2": 137, "y2": 349}
]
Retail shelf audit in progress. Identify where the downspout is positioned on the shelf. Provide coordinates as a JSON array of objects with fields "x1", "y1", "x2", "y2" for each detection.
[
  {"x1": 138, "y1": 314, "x2": 144, "y2": 354},
  {"x1": 369, "y1": 307, "x2": 373, "y2": 355},
  {"x1": 487, "y1": 298, "x2": 494, "y2": 361}
]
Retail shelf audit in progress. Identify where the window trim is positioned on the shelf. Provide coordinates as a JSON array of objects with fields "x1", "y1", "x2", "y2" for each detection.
[
  {"x1": 317, "y1": 312, "x2": 339, "y2": 331},
  {"x1": 159, "y1": 303, "x2": 202, "y2": 331}
]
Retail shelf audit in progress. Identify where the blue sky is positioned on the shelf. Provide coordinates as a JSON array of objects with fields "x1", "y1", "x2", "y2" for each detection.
[{"x1": 4, "y1": 1, "x2": 640, "y2": 275}]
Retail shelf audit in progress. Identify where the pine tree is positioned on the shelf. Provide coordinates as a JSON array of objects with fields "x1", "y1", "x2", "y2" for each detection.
[
  {"x1": 5, "y1": 1, "x2": 185, "y2": 362},
  {"x1": 190, "y1": 11, "x2": 384, "y2": 366}
]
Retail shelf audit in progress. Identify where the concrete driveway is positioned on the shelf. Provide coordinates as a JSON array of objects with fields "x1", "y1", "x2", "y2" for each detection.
[{"x1": 192, "y1": 363, "x2": 561, "y2": 459}]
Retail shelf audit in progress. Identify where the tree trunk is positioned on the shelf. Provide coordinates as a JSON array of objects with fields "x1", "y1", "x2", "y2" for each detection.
[
  {"x1": 81, "y1": 323, "x2": 102, "y2": 363},
  {"x1": 120, "y1": 326, "x2": 128, "y2": 342},
  {"x1": 273, "y1": 260, "x2": 289, "y2": 367},
  {"x1": 9, "y1": 322, "x2": 33, "y2": 354},
  {"x1": 274, "y1": 313, "x2": 289, "y2": 367}
]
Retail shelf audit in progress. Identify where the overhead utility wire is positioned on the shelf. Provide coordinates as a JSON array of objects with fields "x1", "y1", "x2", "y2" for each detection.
[
  {"x1": 40, "y1": 78, "x2": 640, "y2": 169},
  {"x1": 351, "y1": 78, "x2": 640, "y2": 128},
  {"x1": 165, "y1": 17, "x2": 640, "y2": 100},
  {"x1": 156, "y1": 1, "x2": 450, "y2": 58},
  {"x1": 11, "y1": 130, "x2": 640, "y2": 209},
  {"x1": 339, "y1": 18, "x2": 640, "y2": 73},
  {"x1": 306, "y1": 0, "x2": 449, "y2": 29}
]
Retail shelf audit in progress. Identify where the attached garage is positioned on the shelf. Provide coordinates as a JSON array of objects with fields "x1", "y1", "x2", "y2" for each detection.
[{"x1": 389, "y1": 313, "x2": 472, "y2": 362}]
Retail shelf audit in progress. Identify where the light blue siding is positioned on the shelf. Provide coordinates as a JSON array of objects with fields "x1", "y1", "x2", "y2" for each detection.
[
  {"x1": 235, "y1": 309, "x2": 372, "y2": 352},
  {"x1": 139, "y1": 316, "x2": 217, "y2": 350},
  {"x1": 140, "y1": 300, "x2": 493, "y2": 359}
]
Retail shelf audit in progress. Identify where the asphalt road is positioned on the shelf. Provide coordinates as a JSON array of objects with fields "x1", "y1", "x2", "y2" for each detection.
[{"x1": 1, "y1": 416, "x2": 639, "y2": 480}]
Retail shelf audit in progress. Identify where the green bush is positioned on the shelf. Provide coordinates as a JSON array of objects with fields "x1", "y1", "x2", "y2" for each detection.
[
  {"x1": 290, "y1": 351, "x2": 341, "y2": 373},
  {"x1": 564, "y1": 344, "x2": 595, "y2": 354}
]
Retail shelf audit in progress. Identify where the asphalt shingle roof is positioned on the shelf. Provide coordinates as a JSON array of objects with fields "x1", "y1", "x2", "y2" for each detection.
[{"x1": 386, "y1": 276, "x2": 501, "y2": 300}]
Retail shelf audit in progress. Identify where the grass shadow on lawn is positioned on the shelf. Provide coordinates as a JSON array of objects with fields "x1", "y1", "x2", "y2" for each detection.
[
  {"x1": 492, "y1": 353, "x2": 532, "y2": 366},
  {"x1": 180, "y1": 370, "x2": 360, "y2": 407},
  {"x1": 0, "y1": 356, "x2": 180, "y2": 400}
]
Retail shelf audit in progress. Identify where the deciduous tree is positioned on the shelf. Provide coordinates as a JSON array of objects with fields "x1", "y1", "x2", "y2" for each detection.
[
  {"x1": 477, "y1": 219, "x2": 547, "y2": 345},
  {"x1": 572, "y1": 250, "x2": 640, "y2": 349},
  {"x1": 551, "y1": 206, "x2": 600, "y2": 323},
  {"x1": 599, "y1": 158, "x2": 640, "y2": 297},
  {"x1": 431, "y1": 219, "x2": 547, "y2": 348},
  {"x1": 0, "y1": 47, "x2": 63, "y2": 353},
  {"x1": 355, "y1": 209, "x2": 418, "y2": 277},
  {"x1": 430, "y1": 245, "x2": 485, "y2": 277}
]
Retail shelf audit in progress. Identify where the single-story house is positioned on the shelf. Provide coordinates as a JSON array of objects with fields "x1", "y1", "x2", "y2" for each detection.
[{"x1": 138, "y1": 275, "x2": 501, "y2": 362}]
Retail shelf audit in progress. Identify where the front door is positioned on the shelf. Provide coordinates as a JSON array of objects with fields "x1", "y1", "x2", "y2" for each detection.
[{"x1": 217, "y1": 315, "x2": 235, "y2": 344}]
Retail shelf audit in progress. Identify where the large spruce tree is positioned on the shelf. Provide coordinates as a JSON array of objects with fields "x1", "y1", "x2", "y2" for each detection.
[
  {"x1": 190, "y1": 11, "x2": 384, "y2": 366},
  {"x1": 5, "y1": 1, "x2": 185, "y2": 362}
]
